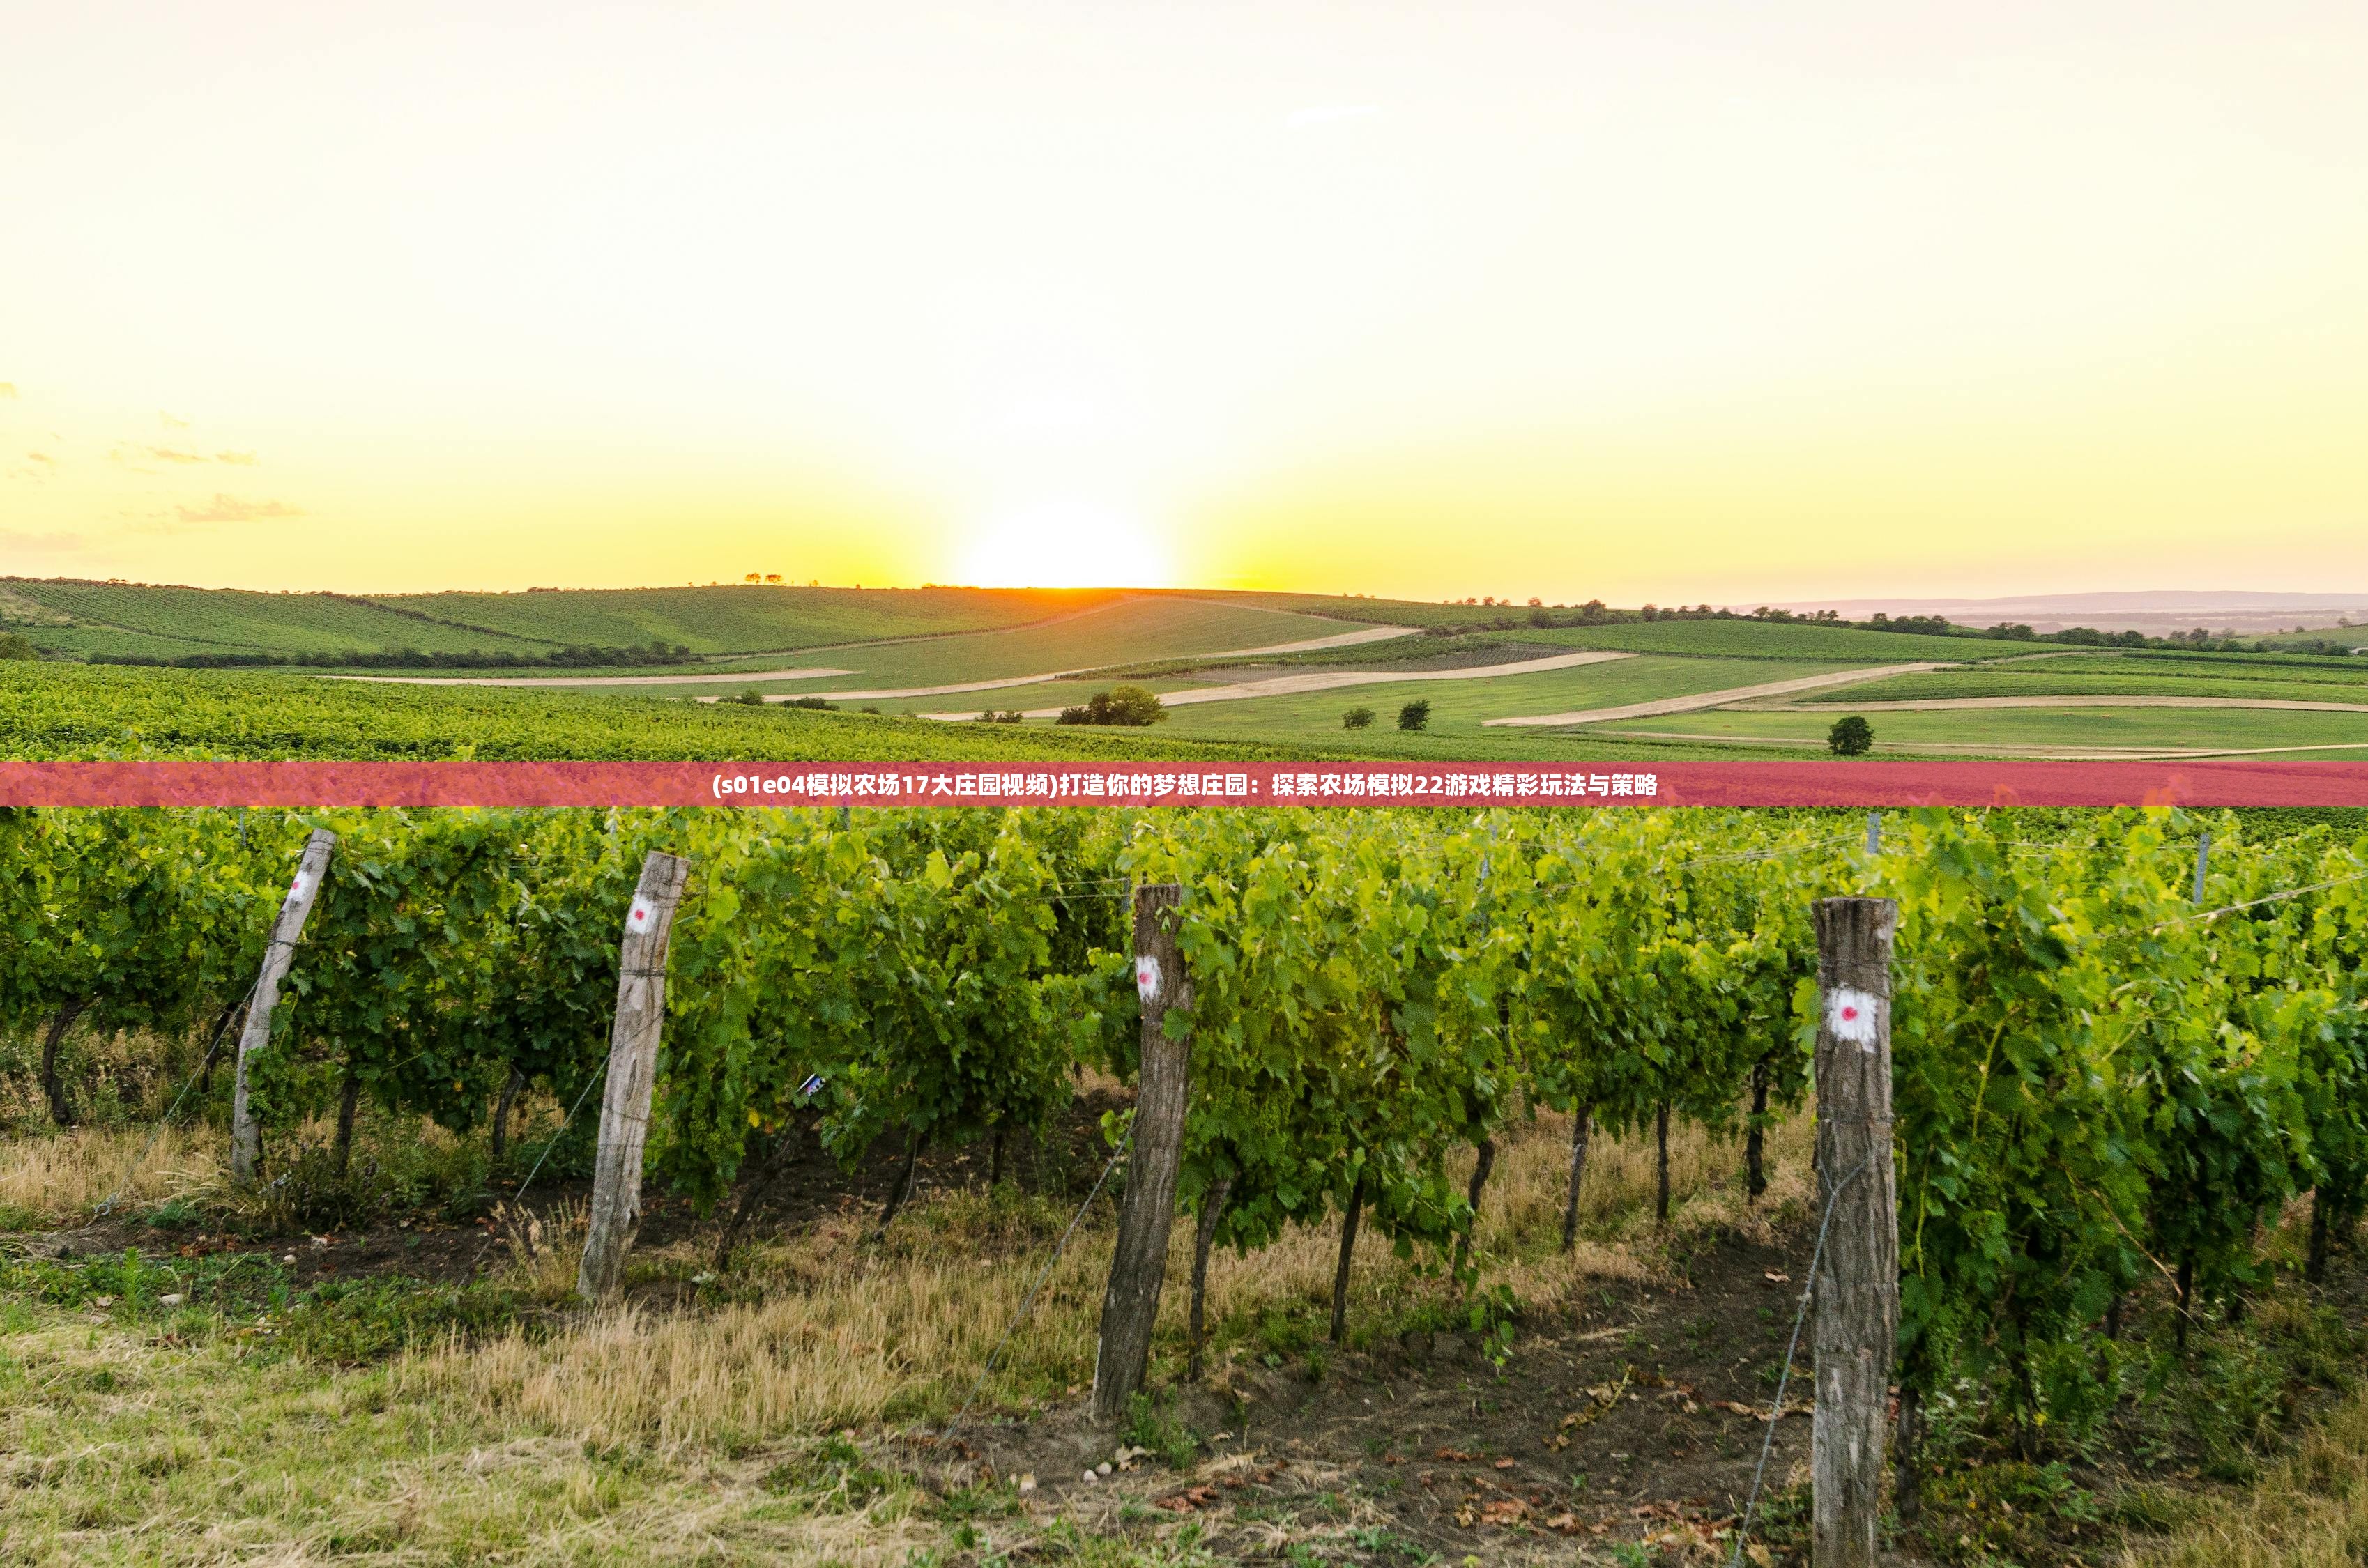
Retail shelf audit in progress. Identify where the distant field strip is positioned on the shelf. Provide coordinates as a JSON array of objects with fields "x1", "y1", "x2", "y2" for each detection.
[
  {"x1": 926, "y1": 649, "x2": 1633, "y2": 719},
  {"x1": 332, "y1": 666, "x2": 855, "y2": 689},
  {"x1": 1483, "y1": 663, "x2": 1945, "y2": 728},
  {"x1": 1775, "y1": 694, "x2": 2368, "y2": 714},
  {"x1": 1780, "y1": 666, "x2": 2368, "y2": 705},
  {"x1": 1599, "y1": 728, "x2": 2368, "y2": 760}
]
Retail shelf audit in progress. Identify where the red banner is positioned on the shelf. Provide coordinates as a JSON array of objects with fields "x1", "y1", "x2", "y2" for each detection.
[{"x1": 3, "y1": 760, "x2": 2367, "y2": 808}]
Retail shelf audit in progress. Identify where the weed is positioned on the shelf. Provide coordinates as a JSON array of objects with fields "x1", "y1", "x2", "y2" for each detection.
[
  {"x1": 760, "y1": 1435, "x2": 903, "y2": 1514},
  {"x1": 142, "y1": 1198, "x2": 202, "y2": 1231},
  {"x1": 933, "y1": 1479, "x2": 1021, "y2": 1523},
  {"x1": 1122, "y1": 1392, "x2": 1201, "y2": 1468}
]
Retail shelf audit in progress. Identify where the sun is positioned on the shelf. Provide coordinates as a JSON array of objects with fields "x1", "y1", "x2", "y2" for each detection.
[{"x1": 952, "y1": 500, "x2": 1174, "y2": 590}]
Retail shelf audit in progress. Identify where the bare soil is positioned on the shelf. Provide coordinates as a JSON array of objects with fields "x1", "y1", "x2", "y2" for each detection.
[{"x1": 931, "y1": 1229, "x2": 1828, "y2": 1563}]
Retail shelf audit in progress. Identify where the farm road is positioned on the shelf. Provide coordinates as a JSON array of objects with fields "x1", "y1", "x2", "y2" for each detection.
[
  {"x1": 1483, "y1": 662, "x2": 1946, "y2": 728},
  {"x1": 925, "y1": 650, "x2": 1635, "y2": 720}
]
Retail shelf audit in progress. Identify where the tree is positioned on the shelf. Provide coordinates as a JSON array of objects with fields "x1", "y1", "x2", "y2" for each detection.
[
  {"x1": 1827, "y1": 715, "x2": 1874, "y2": 756},
  {"x1": 1341, "y1": 706, "x2": 1375, "y2": 730},
  {"x1": 0, "y1": 631, "x2": 37, "y2": 661},
  {"x1": 1055, "y1": 686, "x2": 1168, "y2": 727},
  {"x1": 1397, "y1": 699, "x2": 1431, "y2": 732}
]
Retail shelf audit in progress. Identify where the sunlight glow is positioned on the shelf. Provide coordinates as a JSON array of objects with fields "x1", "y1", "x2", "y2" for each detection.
[{"x1": 953, "y1": 500, "x2": 1174, "y2": 590}]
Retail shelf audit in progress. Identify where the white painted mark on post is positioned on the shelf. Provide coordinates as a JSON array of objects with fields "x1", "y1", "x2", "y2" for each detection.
[
  {"x1": 1136, "y1": 955, "x2": 1161, "y2": 1004},
  {"x1": 626, "y1": 896, "x2": 654, "y2": 933},
  {"x1": 1826, "y1": 987, "x2": 1879, "y2": 1048},
  {"x1": 286, "y1": 870, "x2": 313, "y2": 906}
]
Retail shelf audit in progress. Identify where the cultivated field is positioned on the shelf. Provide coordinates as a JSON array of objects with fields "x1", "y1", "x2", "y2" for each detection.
[
  {"x1": 501, "y1": 598, "x2": 1393, "y2": 695},
  {"x1": 7, "y1": 580, "x2": 2367, "y2": 760},
  {"x1": 0, "y1": 664, "x2": 1299, "y2": 763},
  {"x1": 1596, "y1": 705, "x2": 2368, "y2": 758},
  {"x1": 0, "y1": 581, "x2": 1140, "y2": 664}
]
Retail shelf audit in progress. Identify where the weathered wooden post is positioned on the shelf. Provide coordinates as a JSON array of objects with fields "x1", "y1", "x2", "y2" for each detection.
[
  {"x1": 578, "y1": 851, "x2": 692, "y2": 1303},
  {"x1": 230, "y1": 829, "x2": 337, "y2": 1182},
  {"x1": 1812, "y1": 896, "x2": 1900, "y2": 1568},
  {"x1": 1092, "y1": 883, "x2": 1192, "y2": 1423}
]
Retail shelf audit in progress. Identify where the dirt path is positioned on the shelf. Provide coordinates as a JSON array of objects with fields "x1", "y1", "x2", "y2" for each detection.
[
  {"x1": 1482, "y1": 663, "x2": 1947, "y2": 728},
  {"x1": 938, "y1": 1229, "x2": 1819, "y2": 1564},
  {"x1": 922, "y1": 650, "x2": 1635, "y2": 720}
]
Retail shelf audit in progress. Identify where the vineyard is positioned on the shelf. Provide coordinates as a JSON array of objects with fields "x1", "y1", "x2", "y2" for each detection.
[
  {"x1": 0, "y1": 664, "x2": 1315, "y2": 762},
  {"x1": 6, "y1": 804, "x2": 2368, "y2": 1564}
]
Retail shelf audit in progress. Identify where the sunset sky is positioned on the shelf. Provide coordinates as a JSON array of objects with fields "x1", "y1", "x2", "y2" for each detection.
[{"x1": 3, "y1": 2, "x2": 2364, "y2": 603}]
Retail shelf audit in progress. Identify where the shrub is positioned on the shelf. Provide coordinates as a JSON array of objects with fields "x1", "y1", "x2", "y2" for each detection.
[
  {"x1": 0, "y1": 631, "x2": 38, "y2": 661},
  {"x1": 1396, "y1": 699, "x2": 1432, "y2": 732},
  {"x1": 782, "y1": 696, "x2": 833, "y2": 711},
  {"x1": 1053, "y1": 685, "x2": 1168, "y2": 727},
  {"x1": 732, "y1": 688, "x2": 767, "y2": 706},
  {"x1": 1341, "y1": 706, "x2": 1375, "y2": 730},
  {"x1": 1827, "y1": 715, "x2": 1874, "y2": 756}
]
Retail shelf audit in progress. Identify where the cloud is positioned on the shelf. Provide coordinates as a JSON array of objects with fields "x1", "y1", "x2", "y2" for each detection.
[
  {"x1": 159, "y1": 410, "x2": 188, "y2": 427},
  {"x1": 0, "y1": 383, "x2": 17, "y2": 399},
  {"x1": 173, "y1": 493, "x2": 304, "y2": 524},
  {"x1": 1284, "y1": 105, "x2": 1381, "y2": 130},
  {"x1": 26, "y1": 452, "x2": 54, "y2": 466},
  {"x1": 110, "y1": 441, "x2": 258, "y2": 467},
  {"x1": 0, "y1": 529, "x2": 85, "y2": 554}
]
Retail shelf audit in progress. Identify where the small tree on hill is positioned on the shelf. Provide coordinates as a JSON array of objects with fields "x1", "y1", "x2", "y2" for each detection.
[
  {"x1": 1055, "y1": 684, "x2": 1168, "y2": 727},
  {"x1": 1342, "y1": 706, "x2": 1375, "y2": 730},
  {"x1": 1397, "y1": 699, "x2": 1432, "y2": 732},
  {"x1": 1827, "y1": 715, "x2": 1874, "y2": 756}
]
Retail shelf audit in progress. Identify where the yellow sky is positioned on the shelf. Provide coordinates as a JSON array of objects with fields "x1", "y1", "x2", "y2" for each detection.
[{"x1": 4, "y1": 2, "x2": 2364, "y2": 602}]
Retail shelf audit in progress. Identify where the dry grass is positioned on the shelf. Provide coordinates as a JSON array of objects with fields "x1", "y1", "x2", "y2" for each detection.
[
  {"x1": 0, "y1": 1097, "x2": 1812, "y2": 1563},
  {"x1": 2130, "y1": 1389, "x2": 2368, "y2": 1567},
  {"x1": 0, "y1": 1121, "x2": 225, "y2": 1220},
  {"x1": 401, "y1": 1105, "x2": 1813, "y2": 1456},
  {"x1": 490, "y1": 1196, "x2": 588, "y2": 1299}
]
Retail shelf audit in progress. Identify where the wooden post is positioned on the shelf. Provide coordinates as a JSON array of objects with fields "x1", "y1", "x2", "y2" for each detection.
[
  {"x1": 1092, "y1": 883, "x2": 1192, "y2": 1424},
  {"x1": 577, "y1": 851, "x2": 691, "y2": 1303},
  {"x1": 229, "y1": 829, "x2": 337, "y2": 1182},
  {"x1": 1811, "y1": 896, "x2": 1900, "y2": 1568}
]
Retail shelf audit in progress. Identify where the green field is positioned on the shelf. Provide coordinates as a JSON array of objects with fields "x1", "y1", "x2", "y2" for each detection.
[
  {"x1": 522, "y1": 597, "x2": 1382, "y2": 694},
  {"x1": 11, "y1": 578, "x2": 2368, "y2": 762},
  {"x1": 0, "y1": 580, "x2": 1497, "y2": 666},
  {"x1": 0, "y1": 665, "x2": 1311, "y2": 762},
  {"x1": 1798, "y1": 669, "x2": 2368, "y2": 706},
  {"x1": 1131, "y1": 656, "x2": 1856, "y2": 741},
  {"x1": 1596, "y1": 704, "x2": 2368, "y2": 755},
  {"x1": 1510, "y1": 619, "x2": 2026, "y2": 662},
  {"x1": 2026, "y1": 649, "x2": 2368, "y2": 681},
  {"x1": 358, "y1": 585, "x2": 1125, "y2": 655},
  {"x1": 0, "y1": 580, "x2": 1144, "y2": 663},
  {"x1": 5, "y1": 583, "x2": 545, "y2": 659},
  {"x1": 0, "y1": 663, "x2": 1838, "y2": 763}
]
